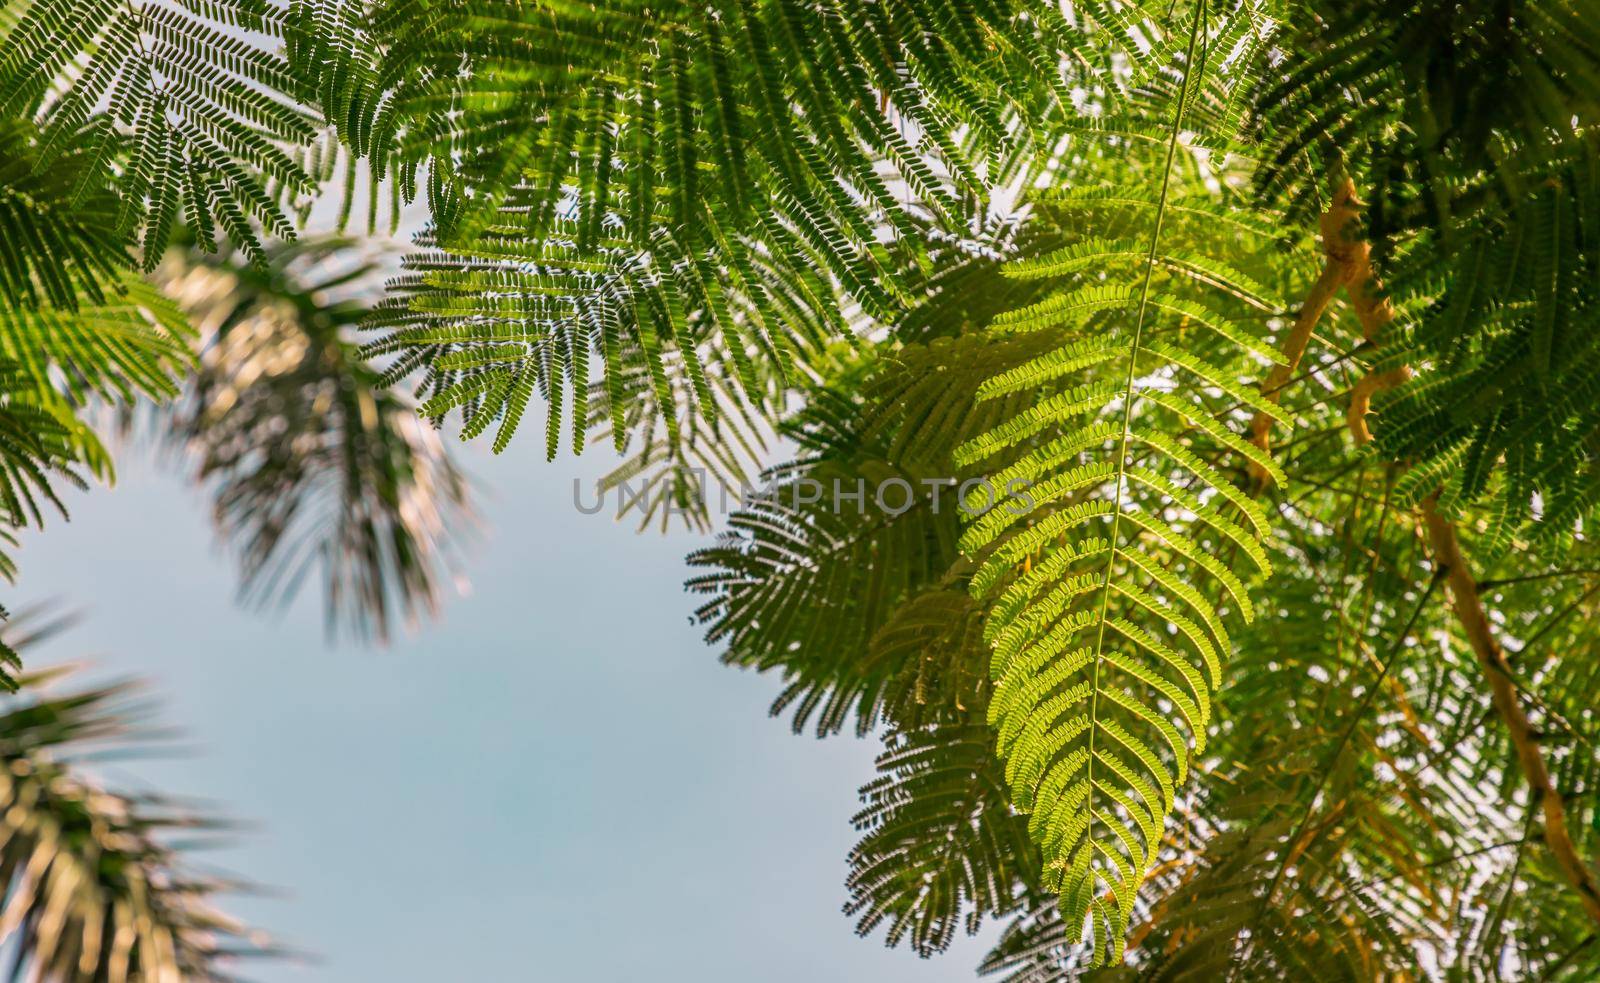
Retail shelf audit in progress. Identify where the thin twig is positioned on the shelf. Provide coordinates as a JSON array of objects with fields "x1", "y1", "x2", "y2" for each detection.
[
  {"x1": 1480, "y1": 568, "x2": 1600, "y2": 590},
  {"x1": 1349, "y1": 835, "x2": 1527, "y2": 894}
]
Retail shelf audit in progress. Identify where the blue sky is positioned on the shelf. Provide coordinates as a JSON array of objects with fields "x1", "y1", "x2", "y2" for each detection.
[{"x1": 11, "y1": 438, "x2": 1001, "y2": 981}]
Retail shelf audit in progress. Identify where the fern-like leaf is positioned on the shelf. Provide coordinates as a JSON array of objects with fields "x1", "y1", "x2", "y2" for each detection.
[
  {"x1": 0, "y1": 0, "x2": 322, "y2": 267},
  {"x1": 954, "y1": 1, "x2": 1283, "y2": 963}
]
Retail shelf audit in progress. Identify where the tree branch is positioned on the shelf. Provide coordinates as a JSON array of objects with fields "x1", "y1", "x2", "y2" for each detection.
[
  {"x1": 1330, "y1": 180, "x2": 1414, "y2": 446},
  {"x1": 1422, "y1": 498, "x2": 1600, "y2": 929},
  {"x1": 1248, "y1": 184, "x2": 1352, "y2": 480},
  {"x1": 1249, "y1": 176, "x2": 1415, "y2": 476}
]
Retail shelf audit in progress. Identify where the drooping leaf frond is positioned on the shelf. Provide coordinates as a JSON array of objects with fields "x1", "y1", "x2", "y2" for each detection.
[
  {"x1": 953, "y1": 2, "x2": 1289, "y2": 963},
  {"x1": 357, "y1": 0, "x2": 1121, "y2": 453},
  {"x1": 847, "y1": 720, "x2": 1042, "y2": 957},
  {"x1": 687, "y1": 331, "x2": 1060, "y2": 737},
  {"x1": 0, "y1": 121, "x2": 129, "y2": 309},
  {"x1": 1372, "y1": 142, "x2": 1600, "y2": 547},
  {"x1": 1260, "y1": 1, "x2": 1600, "y2": 543},
  {"x1": 362, "y1": 211, "x2": 842, "y2": 465},
  {"x1": 0, "y1": 120, "x2": 195, "y2": 423},
  {"x1": 370, "y1": 0, "x2": 1078, "y2": 243}
]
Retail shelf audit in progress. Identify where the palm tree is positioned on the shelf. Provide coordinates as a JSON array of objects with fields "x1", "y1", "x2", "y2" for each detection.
[
  {"x1": 154, "y1": 237, "x2": 472, "y2": 643},
  {"x1": 0, "y1": 613, "x2": 272, "y2": 981},
  {"x1": 3, "y1": 0, "x2": 1600, "y2": 977}
]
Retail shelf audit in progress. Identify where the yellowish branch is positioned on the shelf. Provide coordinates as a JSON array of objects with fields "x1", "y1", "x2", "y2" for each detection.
[
  {"x1": 1250, "y1": 177, "x2": 1414, "y2": 478},
  {"x1": 1423, "y1": 499, "x2": 1600, "y2": 929},
  {"x1": 1248, "y1": 183, "x2": 1354, "y2": 477},
  {"x1": 1330, "y1": 181, "x2": 1413, "y2": 447},
  {"x1": 1248, "y1": 262, "x2": 1342, "y2": 481},
  {"x1": 1346, "y1": 366, "x2": 1414, "y2": 445},
  {"x1": 1255, "y1": 174, "x2": 1600, "y2": 929}
]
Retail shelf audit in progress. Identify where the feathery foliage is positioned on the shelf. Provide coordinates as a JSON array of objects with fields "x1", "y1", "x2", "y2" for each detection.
[
  {"x1": 1263, "y1": 1, "x2": 1600, "y2": 543},
  {"x1": 685, "y1": 0, "x2": 1600, "y2": 972},
  {"x1": 0, "y1": 0, "x2": 323, "y2": 267},
  {"x1": 949, "y1": 2, "x2": 1288, "y2": 961},
  {"x1": 8, "y1": 0, "x2": 1600, "y2": 976},
  {"x1": 847, "y1": 719, "x2": 1042, "y2": 957},
  {"x1": 357, "y1": 0, "x2": 1098, "y2": 463}
]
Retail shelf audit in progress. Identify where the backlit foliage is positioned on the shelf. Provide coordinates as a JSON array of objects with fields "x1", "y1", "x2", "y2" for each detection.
[{"x1": 6, "y1": 0, "x2": 1600, "y2": 977}]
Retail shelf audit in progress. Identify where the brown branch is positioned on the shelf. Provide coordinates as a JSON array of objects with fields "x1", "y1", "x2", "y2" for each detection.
[
  {"x1": 1250, "y1": 177, "x2": 1415, "y2": 476},
  {"x1": 1422, "y1": 498, "x2": 1600, "y2": 929},
  {"x1": 1329, "y1": 180, "x2": 1413, "y2": 446},
  {"x1": 1248, "y1": 263, "x2": 1343, "y2": 480},
  {"x1": 1248, "y1": 183, "x2": 1358, "y2": 480},
  {"x1": 1347, "y1": 365, "x2": 1413, "y2": 445}
]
